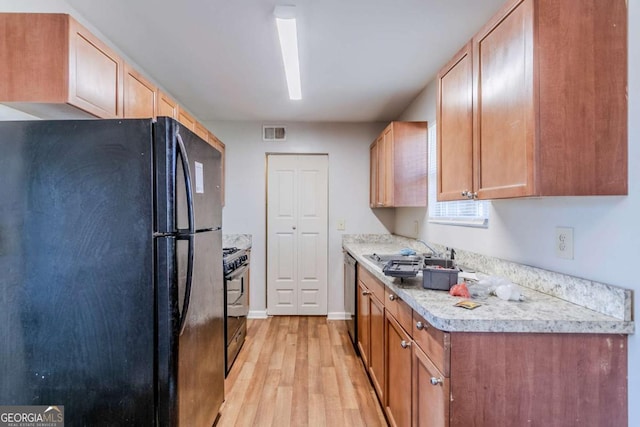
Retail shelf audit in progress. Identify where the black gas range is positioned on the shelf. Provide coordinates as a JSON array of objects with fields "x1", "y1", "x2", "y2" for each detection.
[
  {"x1": 223, "y1": 247, "x2": 249, "y2": 276},
  {"x1": 222, "y1": 247, "x2": 250, "y2": 375}
]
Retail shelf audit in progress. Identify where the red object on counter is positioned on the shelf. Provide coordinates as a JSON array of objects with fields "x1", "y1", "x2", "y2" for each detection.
[{"x1": 449, "y1": 283, "x2": 470, "y2": 298}]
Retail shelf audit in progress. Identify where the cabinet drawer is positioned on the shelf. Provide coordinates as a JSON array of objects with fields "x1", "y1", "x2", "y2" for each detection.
[
  {"x1": 385, "y1": 289, "x2": 412, "y2": 333},
  {"x1": 412, "y1": 311, "x2": 450, "y2": 377},
  {"x1": 357, "y1": 265, "x2": 385, "y2": 303}
]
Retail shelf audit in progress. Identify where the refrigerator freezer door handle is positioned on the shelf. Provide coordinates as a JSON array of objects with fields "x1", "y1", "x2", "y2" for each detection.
[
  {"x1": 178, "y1": 234, "x2": 195, "y2": 335},
  {"x1": 176, "y1": 133, "x2": 195, "y2": 235}
]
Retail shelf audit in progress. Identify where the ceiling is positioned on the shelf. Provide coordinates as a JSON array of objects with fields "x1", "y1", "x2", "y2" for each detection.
[{"x1": 65, "y1": 0, "x2": 505, "y2": 122}]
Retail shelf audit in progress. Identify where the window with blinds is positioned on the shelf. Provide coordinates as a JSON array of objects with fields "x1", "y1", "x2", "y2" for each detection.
[{"x1": 428, "y1": 123, "x2": 489, "y2": 226}]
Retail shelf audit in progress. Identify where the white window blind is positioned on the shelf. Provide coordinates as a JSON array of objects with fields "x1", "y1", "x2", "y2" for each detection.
[{"x1": 428, "y1": 123, "x2": 489, "y2": 226}]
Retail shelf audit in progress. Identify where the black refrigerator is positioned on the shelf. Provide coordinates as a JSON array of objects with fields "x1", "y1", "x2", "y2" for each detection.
[{"x1": 0, "y1": 117, "x2": 224, "y2": 426}]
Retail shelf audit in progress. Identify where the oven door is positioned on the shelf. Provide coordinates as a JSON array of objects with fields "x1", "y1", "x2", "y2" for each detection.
[{"x1": 225, "y1": 264, "x2": 249, "y2": 345}]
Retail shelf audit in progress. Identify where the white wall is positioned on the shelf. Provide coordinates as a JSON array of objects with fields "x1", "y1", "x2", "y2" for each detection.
[
  {"x1": 396, "y1": 2, "x2": 640, "y2": 423},
  {"x1": 204, "y1": 121, "x2": 394, "y2": 316}
]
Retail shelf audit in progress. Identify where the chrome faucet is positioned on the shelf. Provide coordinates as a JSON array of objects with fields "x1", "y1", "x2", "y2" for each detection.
[{"x1": 416, "y1": 239, "x2": 442, "y2": 258}]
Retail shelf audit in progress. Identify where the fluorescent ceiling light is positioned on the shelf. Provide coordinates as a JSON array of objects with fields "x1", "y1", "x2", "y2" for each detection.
[{"x1": 274, "y1": 5, "x2": 302, "y2": 100}]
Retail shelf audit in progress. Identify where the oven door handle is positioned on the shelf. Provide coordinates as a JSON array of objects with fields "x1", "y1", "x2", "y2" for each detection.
[
  {"x1": 229, "y1": 284, "x2": 244, "y2": 306},
  {"x1": 226, "y1": 263, "x2": 249, "y2": 281}
]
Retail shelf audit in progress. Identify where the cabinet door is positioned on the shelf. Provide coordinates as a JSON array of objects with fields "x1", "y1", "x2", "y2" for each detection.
[
  {"x1": 413, "y1": 344, "x2": 449, "y2": 427},
  {"x1": 194, "y1": 122, "x2": 209, "y2": 142},
  {"x1": 473, "y1": 0, "x2": 535, "y2": 199},
  {"x1": 369, "y1": 294, "x2": 385, "y2": 402},
  {"x1": 68, "y1": 17, "x2": 123, "y2": 118},
  {"x1": 437, "y1": 43, "x2": 473, "y2": 201},
  {"x1": 123, "y1": 64, "x2": 156, "y2": 118},
  {"x1": 382, "y1": 125, "x2": 394, "y2": 206},
  {"x1": 177, "y1": 108, "x2": 196, "y2": 131},
  {"x1": 370, "y1": 141, "x2": 378, "y2": 207},
  {"x1": 375, "y1": 135, "x2": 386, "y2": 206},
  {"x1": 385, "y1": 313, "x2": 412, "y2": 427},
  {"x1": 356, "y1": 280, "x2": 371, "y2": 368},
  {"x1": 156, "y1": 91, "x2": 178, "y2": 119},
  {"x1": 209, "y1": 132, "x2": 226, "y2": 207}
]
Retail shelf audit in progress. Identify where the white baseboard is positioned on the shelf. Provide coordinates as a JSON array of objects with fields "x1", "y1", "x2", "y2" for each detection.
[
  {"x1": 327, "y1": 312, "x2": 349, "y2": 321},
  {"x1": 247, "y1": 310, "x2": 269, "y2": 319}
]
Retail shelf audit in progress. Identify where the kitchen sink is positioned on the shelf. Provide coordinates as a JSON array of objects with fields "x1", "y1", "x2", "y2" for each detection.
[
  {"x1": 363, "y1": 253, "x2": 455, "y2": 270},
  {"x1": 363, "y1": 253, "x2": 422, "y2": 267}
]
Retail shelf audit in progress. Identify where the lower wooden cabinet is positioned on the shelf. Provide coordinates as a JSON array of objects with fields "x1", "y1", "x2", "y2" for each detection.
[
  {"x1": 369, "y1": 292, "x2": 385, "y2": 401},
  {"x1": 385, "y1": 312, "x2": 413, "y2": 427},
  {"x1": 356, "y1": 280, "x2": 371, "y2": 368},
  {"x1": 354, "y1": 265, "x2": 627, "y2": 427},
  {"x1": 413, "y1": 342, "x2": 449, "y2": 427},
  {"x1": 356, "y1": 266, "x2": 386, "y2": 403}
]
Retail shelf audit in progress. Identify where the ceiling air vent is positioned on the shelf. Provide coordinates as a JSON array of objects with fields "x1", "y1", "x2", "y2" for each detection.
[{"x1": 263, "y1": 125, "x2": 287, "y2": 142}]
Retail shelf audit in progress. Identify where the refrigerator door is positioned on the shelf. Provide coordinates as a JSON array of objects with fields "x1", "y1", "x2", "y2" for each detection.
[
  {"x1": 0, "y1": 120, "x2": 155, "y2": 425},
  {"x1": 154, "y1": 118, "x2": 222, "y2": 234},
  {"x1": 176, "y1": 229, "x2": 225, "y2": 426}
]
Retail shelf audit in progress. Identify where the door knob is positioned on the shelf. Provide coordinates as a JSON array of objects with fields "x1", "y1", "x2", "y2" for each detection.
[
  {"x1": 415, "y1": 321, "x2": 425, "y2": 330},
  {"x1": 430, "y1": 377, "x2": 443, "y2": 386},
  {"x1": 388, "y1": 294, "x2": 397, "y2": 301},
  {"x1": 400, "y1": 340, "x2": 411, "y2": 349}
]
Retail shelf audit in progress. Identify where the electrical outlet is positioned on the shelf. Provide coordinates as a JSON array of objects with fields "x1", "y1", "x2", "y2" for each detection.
[
  {"x1": 413, "y1": 220, "x2": 419, "y2": 236},
  {"x1": 337, "y1": 219, "x2": 345, "y2": 231},
  {"x1": 555, "y1": 227, "x2": 574, "y2": 259}
]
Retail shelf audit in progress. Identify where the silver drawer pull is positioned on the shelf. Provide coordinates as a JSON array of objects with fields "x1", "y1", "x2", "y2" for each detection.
[
  {"x1": 362, "y1": 290, "x2": 371, "y2": 296},
  {"x1": 400, "y1": 340, "x2": 411, "y2": 349},
  {"x1": 388, "y1": 294, "x2": 397, "y2": 301},
  {"x1": 430, "y1": 377, "x2": 443, "y2": 386},
  {"x1": 416, "y1": 321, "x2": 425, "y2": 330}
]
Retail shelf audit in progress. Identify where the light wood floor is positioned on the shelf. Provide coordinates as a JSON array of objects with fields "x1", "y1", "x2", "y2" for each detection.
[{"x1": 216, "y1": 316, "x2": 388, "y2": 427}]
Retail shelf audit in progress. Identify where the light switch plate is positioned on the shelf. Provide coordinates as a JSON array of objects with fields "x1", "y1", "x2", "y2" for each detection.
[
  {"x1": 555, "y1": 227, "x2": 574, "y2": 259},
  {"x1": 337, "y1": 219, "x2": 345, "y2": 231}
]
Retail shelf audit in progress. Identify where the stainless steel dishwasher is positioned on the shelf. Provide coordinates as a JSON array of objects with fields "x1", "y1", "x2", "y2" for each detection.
[{"x1": 343, "y1": 251, "x2": 357, "y2": 350}]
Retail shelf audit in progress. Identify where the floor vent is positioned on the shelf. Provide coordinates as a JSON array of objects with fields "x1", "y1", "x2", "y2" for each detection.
[{"x1": 263, "y1": 125, "x2": 287, "y2": 141}]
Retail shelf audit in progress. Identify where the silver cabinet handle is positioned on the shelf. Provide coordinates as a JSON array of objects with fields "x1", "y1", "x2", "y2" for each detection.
[
  {"x1": 461, "y1": 190, "x2": 469, "y2": 197},
  {"x1": 470, "y1": 192, "x2": 478, "y2": 199},
  {"x1": 430, "y1": 377, "x2": 443, "y2": 386},
  {"x1": 416, "y1": 321, "x2": 424, "y2": 330},
  {"x1": 362, "y1": 290, "x2": 371, "y2": 296},
  {"x1": 400, "y1": 340, "x2": 411, "y2": 349},
  {"x1": 388, "y1": 294, "x2": 397, "y2": 301}
]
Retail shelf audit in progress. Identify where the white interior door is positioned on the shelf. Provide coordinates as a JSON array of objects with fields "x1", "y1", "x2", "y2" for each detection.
[{"x1": 267, "y1": 154, "x2": 328, "y2": 315}]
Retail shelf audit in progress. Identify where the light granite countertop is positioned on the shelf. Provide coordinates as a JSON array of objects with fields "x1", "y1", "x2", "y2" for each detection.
[
  {"x1": 343, "y1": 238, "x2": 634, "y2": 334},
  {"x1": 222, "y1": 234, "x2": 252, "y2": 250}
]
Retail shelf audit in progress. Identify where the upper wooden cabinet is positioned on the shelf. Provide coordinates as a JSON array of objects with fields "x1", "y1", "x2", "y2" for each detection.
[
  {"x1": 194, "y1": 122, "x2": 209, "y2": 142},
  {"x1": 437, "y1": 0, "x2": 627, "y2": 200},
  {"x1": 0, "y1": 13, "x2": 124, "y2": 119},
  {"x1": 156, "y1": 90, "x2": 179, "y2": 119},
  {"x1": 123, "y1": 64, "x2": 156, "y2": 118},
  {"x1": 177, "y1": 108, "x2": 196, "y2": 131},
  {"x1": 208, "y1": 132, "x2": 226, "y2": 207},
  {"x1": 369, "y1": 142, "x2": 378, "y2": 207},
  {"x1": 369, "y1": 121, "x2": 428, "y2": 208},
  {"x1": 437, "y1": 42, "x2": 473, "y2": 202}
]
